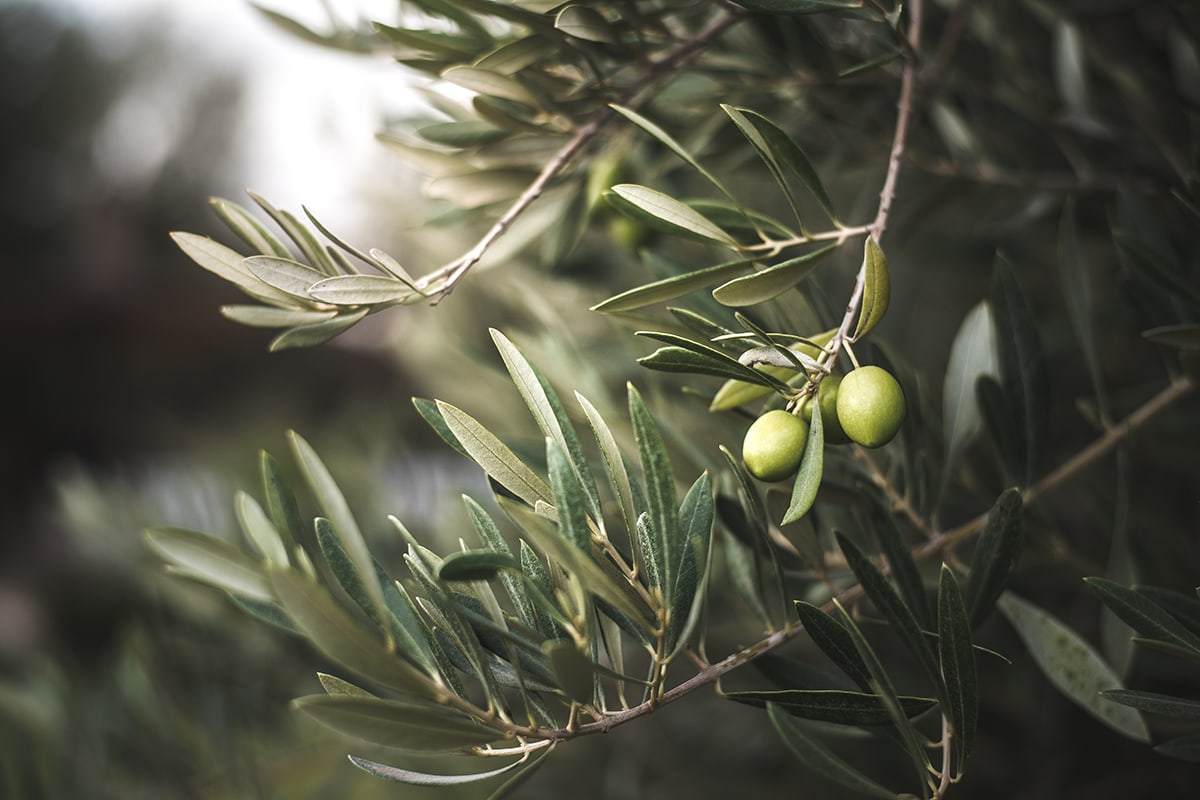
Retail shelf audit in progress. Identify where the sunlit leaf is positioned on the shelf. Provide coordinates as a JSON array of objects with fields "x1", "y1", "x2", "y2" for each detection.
[
  {"x1": 220, "y1": 305, "x2": 337, "y2": 328},
  {"x1": 852, "y1": 238, "x2": 890, "y2": 340},
  {"x1": 170, "y1": 232, "x2": 300, "y2": 308},
  {"x1": 436, "y1": 401, "x2": 553, "y2": 507},
  {"x1": 998, "y1": 592, "x2": 1150, "y2": 742},
  {"x1": 609, "y1": 185, "x2": 738, "y2": 245},
  {"x1": 555, "y1": 5, "x2": 615, "y2": 43},
  {"x1": 443, "y1": 66, "x2": 537, "y2": 106},
  {"x1": 418, "y1": 120, "x2": 510, "y2": 147},
  {"x1": 247, "y1": 191, "x2": 338, "y2": 275},
  {"x1": 209, "y1": 197, "x2": 291, "y2": 258},
  {"x1": 144, "y1": 527, "x2": 273, "y2": 603},
  {"x1": 781, "y1": 398, "x2": 823, "y2": 524},
  {"x1": 289, "y1": 431, "x2": 389, "y2": 637},
  {"x1": 307, "y1": 274, "x2": 420, "y2": 306},
  {"x1": 268, "y1": 308, "x2": 369, "y2": 351},
  {"x1": 712, "y1": 245, "x2": 838, "y2": 307},
  {"x1": 235, "y1": 490, "x2": 289, "y2": 567}
]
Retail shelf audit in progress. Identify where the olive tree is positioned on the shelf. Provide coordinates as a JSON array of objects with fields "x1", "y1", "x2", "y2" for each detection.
[{"x1": 151, "y1": 1, "x2": 1200, "y2": 797}]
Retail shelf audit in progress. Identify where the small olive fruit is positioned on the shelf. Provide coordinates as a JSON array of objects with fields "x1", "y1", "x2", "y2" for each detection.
[
  {"x1": 743, "y1": 409, "x2": 810, "y2": 482},
  {"x1": 805, "y1": 374, "x2": 848, "y2": 444},
  {"x1": 836, "y1": 365, "x2": 906, "y2": 448}
]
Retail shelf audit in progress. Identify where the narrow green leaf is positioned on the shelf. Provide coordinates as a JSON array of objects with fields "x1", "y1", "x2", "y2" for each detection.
[
  {"x1": 247, "y1": 191, "x2": 338, "y2": 274},
  {"x1": 220, "y1": 305, "x2": 337, "y2": 328},
  {"x1": 442, "y1": 66, "x2": 537, "y2": 106},
  {"x1": 209, "y1": 197, "x2": 291, "y2": 257},
  {"x1": 348, "y1": 754, "x2": 524, "y2": 785},
  {"x1": 999, "y1": 592, "x2": 1150, "y2": 741},
  {"x1": 436, "y1": 401, "x2": 553, "y2": 507},
  {"x1": 870, "y1": 505, "x2": 930, "y2": 629},
  {"x1": 852, "y1": 238, "x2": 890, "y2": 340},
  {"x1": 259, "y1": 451, "x2": 302, "y2": 556},
  {"x1": 629, "y1": 384, "x2": 680, "y2": 598},
  {"x1": 318, "y1": 673, "x2": 374, "y2": 698},
  {"x1": 833, "y1": 602, "x2": 934, "y2": 790},
  {"x1": 229, "y1": 595, "x2": 299, "y2": 635},
  {"x1": 1137, "y1": 586, "x2": 1200, "y2": 638},
  {"x1": 170, "y1": 231, "x2": 300, "y2": 307},
  {"x1": 1058, "y1": 199, "x2": 1109, "y2": 418},
  {"x1": 782, "y1": 397, "x2": 824, "y2": 524},
  {"x1": 1085, "y1": 577, "x2": 1200, "y2": 654},
  {"x1": 414, "y1": 397, "x2": 470, "y2": 459},
  {"x1": 767, "y1": 703, "x2": 895, "y2": 799},
  {"x1": 473, "y1": 36, "x2": 552, "y2": 74},
  {"x1": 721, "y1": 104, "x2": 806, "y2": 229},
  {"x1": 1155, "y1": 733, "x2": 1200, "y2": 763},
  {"x1": 712, "y1": 245, "x2": 838, "y2": 307},
  {"x1": 721, "y1": 106, "x2": 839, "y2": 223},
  {"x1": 609, "y1": 104, "x2": 734, "y2": 204},
  {"x1": 836, "y1": 533, "x2": 944, "y2": 698},
  {"x1": 542, "y1": 639, "x2": 595, "y2": 703},
  {"x1": 592, "y1": 259, "x2": 756, "y2": 313},
  {"x1": 293, "y1": 694, "x2": 505, "y2": 751},
  {"x1": 288, "y1": 431, "x2": 389, "y2": 637},
  {"x1": 728, "y1": 689, "x2": 936, "y2": 725},
  {"x1": 991, "y1": 256, "x2": 1048, "y2": 484},
  {"x1": 554, "y1": 5, "x2": 615, "y2": 43},
  {"x1": 437, "y1": 550, "x2": 519, "y2": 582},
  {"x1": 307, "y1": 274, "x2": 419, "y2": 306},
  {"x1": 938, "y1": 566, "x2": 977, "y2": 778},
  {"x1": 635, "y1": 331, "x2": 790, "y2": 390},
  {"x1": 1143, "y1": 323, "x2": 1200, "y2": 351},
  {"x1": 1102, "y1": 689, "x2": 1200, "y2": 720},
  {"x1": 576, "y1": 392, "x2": 638, "y2": 551},
  {"x1": 794, "y1": 601, "x2": 872, "y2": 691},
  {"x1": 486, "y1": 746, "x2": 555, "y2": 799},
  {"x1": 144, "y1": 527, "x2": 273, "y2": 603},
  {"x1": 609, "y1": 185, "x2": 737, "y2": 246},
  {"x1": 418, "y1": 120, "x2": 510, "y2": 147},
  {"x1": 243, "y1": 255, "x2": 327, "y2": 298},
  {"x1": 235, "y1": 490, "x2": 289, "y2": 567},
  {"x1": 268, "y1": 308, "x2": 368, "y2": 351},
  {"x1": 269, "y1": 568, "x2": 439, "y2": 698},
  {"x1": 964, "y1": 487, "x2": 1025, "y2": 629},
  {"x1": 667, "y1": 472, "x2": 714, "y2": 656},
  {"x1": 491, "y1": 329, "x2": 600, "y2": 520},
  {"x1": 975, "y1": 375, "x2": 1024, "y2": 484},
  {"x1": 942, "y1": 301, "x2": 998, "y2": 478},
  {"x1": 546, "y1": 439, "x2": 590, "y2": 551}
]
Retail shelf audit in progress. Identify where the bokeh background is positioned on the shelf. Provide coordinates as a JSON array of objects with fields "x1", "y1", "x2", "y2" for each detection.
[{"x1": 2, "y1": 1, "x2": 1199, "y2": 798}]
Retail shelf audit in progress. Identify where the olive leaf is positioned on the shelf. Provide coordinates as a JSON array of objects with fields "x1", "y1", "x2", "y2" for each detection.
[{"x1": 852, "y1": 238, "x2": 890, "y2": 340}]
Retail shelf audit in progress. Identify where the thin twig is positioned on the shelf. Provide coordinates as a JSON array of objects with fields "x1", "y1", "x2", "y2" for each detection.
[{"x1": 419, "y1": 7, "x2": 748, "y2": 303}]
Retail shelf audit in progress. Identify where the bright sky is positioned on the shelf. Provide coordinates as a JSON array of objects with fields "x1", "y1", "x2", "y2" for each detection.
[{"x1": 55, "y1": 0, "x2": 420, "y2": 236}]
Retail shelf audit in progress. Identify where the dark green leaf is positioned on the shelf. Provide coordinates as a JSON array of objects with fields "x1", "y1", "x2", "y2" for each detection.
[
  {"x1": 228, "y1": 595, "x2": 300, "y2": 635},
  {"x1": 938, "y1": 566, "x2": 977, "y2": 778},
  {"x1": 767, "y1": 703, "x2": 895, "y2": 799},
  {"x1": 1084, "y1": 577, "x2": 1200, "y2": 654},
  {"x1": 439, "y1": 550, "x2": 520, "y2": 582},
  {"x1": 546, "y1": 438, "x2": 590, "y2": 551},
  {"x1": 794, "y1": 601, "x2": 872, "y2": 691},
  {"x1": 667, "y1": 471, "x2": 714, "y2": 656},
  {"x1": 836, "y1": 533, "x2": 944, "y2": 698},
  {"x1": 1137, "y1": 586, "x2": 1200, "y2": 638},
  {"x1": 635, "y1": 331, "x2": 790, "y2": 390},
  {"x1": 712, "y1": 245, "x2": 838, "y2": 307},
  {"x1": 576, "y1": 392, "x2": 639, "y2": 549},
  {"x1": 269, "y1": 568, "x2": 440, "y2": 698},
  {"x1": 964, "y1": 487, "x2": 1025, "y2": 629},
  {"x1": 728, "y1": 689, "x2": 936, "y2": 725},
  {"x1": 991, "y1": 256, "x2": 1048, "y2": 485},
  {"x1": 1102, "y1": 689, "x2": 1200, "y2": 720},
  {"x1": 1155, "y1": 733, "x2": 1200, "y2": 763},
  {"x1": 997, "y1": 592, "x2": 1150, "y2": 742},
  {"x1": 975, "y1": 375, "x2": 1023, "y2": 484},
  {"x1": 542, "y1": 639, "x2": 595, "y2": 703},
  {"x1": 1058, "y1": 199, "x2": 1109, "y2": 418},
  {"x1": 629, "y1": 384, "x2": 680, "y2": 600},
  {"x1": 292, "y1": 694, "x2": 505, "y2": 751},
  {"x1": 1143, "y1": 323, "x2": 1200, "y2": 351},
  {"x1": 870, "y1": 504, "x2": 929, "y2": 629}
]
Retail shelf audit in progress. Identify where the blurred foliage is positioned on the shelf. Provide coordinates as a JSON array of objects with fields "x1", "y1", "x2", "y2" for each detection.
[{"x1": 6, "y1": 0, "x2": 1200, "y2": 798}]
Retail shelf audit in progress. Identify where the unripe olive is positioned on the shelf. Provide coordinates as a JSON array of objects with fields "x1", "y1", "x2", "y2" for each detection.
[
  {"x1": 835, "y1": 365, "x2": 906, "y2": 448},
  {"x1": 805, "y1": 374, "x2": 848, "y2": 444},
  {"x1": 742, "y1": 409, "x2": 809, "y2": 482}
]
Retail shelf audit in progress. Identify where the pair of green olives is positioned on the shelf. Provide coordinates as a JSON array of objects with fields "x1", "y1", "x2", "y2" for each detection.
[{"x1": 742, "y1": 366, "x2": 906, "y2": 482}]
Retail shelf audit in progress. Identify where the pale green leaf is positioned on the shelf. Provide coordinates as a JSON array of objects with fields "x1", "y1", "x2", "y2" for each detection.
[
  {"x1": 144, "y1": 526, "x2": 273, "y2": 603},
  {"x1": 554, "y1": 5, "x2": 615, "y2": 43},
  {"x1": 782, "y1": 393, "x2": 823, "y2": 524},
  {"x1": 442, "y1": 66, "x2": 537, "y2": 106},
  {"x1": 998, "y1": 592, "x2": 1150, "y2": 742},
  {"x1": 220, "y1": 305, "x2": 337, "y2": 328},
  {"x1": 610, "y1": 185, "x2": 737, "y2": 246},
  {"x1": 292, "y1": 694, "x2": 504, "y2": 751},
  {"x1": 269, "y1": 308, "x2": 369, "y2": 351},
  {"x1": 235, "y1": 490, "x2": 289, "y2": 567},
  {"x1": 436, "y1": 401, "x2": 553, "y2": 507},
  {"x1": 348, "y1": 755, "x2": 525, "y2": 785}
]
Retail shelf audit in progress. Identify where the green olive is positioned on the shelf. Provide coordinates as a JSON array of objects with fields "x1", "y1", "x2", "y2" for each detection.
[
  {"x1": 742, "y1": 409, "x2": 810, "y2": 482},
  {"x1": 835, "y1": 365, "x2": 906, "y2": 448},
  {"x1": 805, "y1": 374, "x2": 849, "y2": 444}
]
